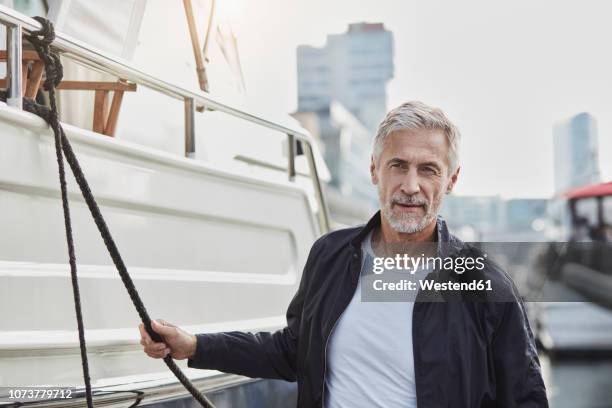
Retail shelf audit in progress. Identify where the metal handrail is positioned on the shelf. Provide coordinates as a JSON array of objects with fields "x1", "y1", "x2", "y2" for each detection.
[{"x1": 0, "y1": 5, "x2": 330, "y2": 232}]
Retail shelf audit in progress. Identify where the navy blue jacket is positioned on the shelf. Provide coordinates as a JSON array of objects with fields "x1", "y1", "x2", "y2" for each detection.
[{"x1": 188, "y1": 211, "x2": 548, "y2": 407}]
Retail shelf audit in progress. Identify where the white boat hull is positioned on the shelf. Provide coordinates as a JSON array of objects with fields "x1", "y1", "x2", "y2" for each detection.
[{"x1": 0, "y1": 103, "x2": 320, "y2": 392}]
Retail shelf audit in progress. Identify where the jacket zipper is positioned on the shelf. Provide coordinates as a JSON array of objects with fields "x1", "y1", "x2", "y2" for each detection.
[
  {"x1": 321, "y1": 309, "x2": 343, "y2": 407},
  {"x1": 321, "y1": 249, "x2": 362, "y2": 408},
  {"x1": 412, "y1": 301, "x2": 420, "y2": 406}
]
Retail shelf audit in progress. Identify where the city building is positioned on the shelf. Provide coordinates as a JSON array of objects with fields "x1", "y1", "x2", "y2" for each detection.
[
  {"x1": 440, "y1": 195, "x2": 505, "y2": 238},
  {"x1": 505, "y1": 198, "x2": 548, "y2": 232},
  {"x1": 296, "y1": 22, "x2": 394, "y2": 132},
  {"x1": 440, "y1": 195, "x2": 548, "y2": 241},
  {"x1": 553, "y1": 112, "x2": 601, "y2": 194},
  {"x1": 294, "y1": 22, "x2": 394, "y2": 224}
]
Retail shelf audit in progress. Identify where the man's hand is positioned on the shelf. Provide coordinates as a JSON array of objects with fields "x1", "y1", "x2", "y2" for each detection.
[{"x1": 138, "y1": 319, "x2": 197, "y2": 360}]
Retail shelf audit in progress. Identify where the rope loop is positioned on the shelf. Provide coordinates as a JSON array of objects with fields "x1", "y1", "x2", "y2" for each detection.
[
  {"x1": 28, "y1": 16, "x2": 56, "y2": 44},
  {"x1": 25, "y1": 17, "x2": 63, "y2": 90}
]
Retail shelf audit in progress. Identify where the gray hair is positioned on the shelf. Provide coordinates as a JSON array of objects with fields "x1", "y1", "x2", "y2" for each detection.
[{"x1": 373, "y1": 101, "x2": 461, "y2": 172}]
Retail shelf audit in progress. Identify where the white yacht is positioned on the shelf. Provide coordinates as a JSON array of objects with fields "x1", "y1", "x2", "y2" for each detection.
[{"x1": 0, "y1": 1, "x2": 331, "y2": 406}]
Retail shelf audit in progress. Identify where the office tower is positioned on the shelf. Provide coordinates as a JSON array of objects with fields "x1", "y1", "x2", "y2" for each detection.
[
  {"x1": 553, "y1": 112, "x2": 601, "y2": 194},
  {"x1": 297, "y1": 22, "x2": 394, "y2": 132}
]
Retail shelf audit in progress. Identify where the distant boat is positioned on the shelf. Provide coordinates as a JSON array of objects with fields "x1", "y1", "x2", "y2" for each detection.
[
  {"x1": 542, "y1": 181, "x2": 612, "y2": 310},
  {"x1": 529, "y1": 181, "x2": 612, "y2": 356}
]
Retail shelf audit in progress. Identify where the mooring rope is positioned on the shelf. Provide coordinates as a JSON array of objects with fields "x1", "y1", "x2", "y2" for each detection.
[{"x1": 0, "y1": 17, "x2": 214, "y2": 408}]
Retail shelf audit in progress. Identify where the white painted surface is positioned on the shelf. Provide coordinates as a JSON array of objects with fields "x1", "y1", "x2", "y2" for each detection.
[{"x1": 0, "y1": 103, "x2": 321, "y2": 387}]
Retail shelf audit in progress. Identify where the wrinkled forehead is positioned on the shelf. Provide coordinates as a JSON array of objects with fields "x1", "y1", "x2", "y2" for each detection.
[{"x1": 379, "y1": 128, "x2": 450, "y2": 165}]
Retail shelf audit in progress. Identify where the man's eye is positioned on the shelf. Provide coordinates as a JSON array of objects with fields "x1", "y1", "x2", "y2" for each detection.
[{"x1": 422, "y1": 167, "x2": 437, "y2": 174}]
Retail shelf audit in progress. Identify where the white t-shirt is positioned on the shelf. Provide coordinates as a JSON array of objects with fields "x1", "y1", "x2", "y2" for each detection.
[{"x1": 324, "y1": 231, "x2": 430, "y2": 408}]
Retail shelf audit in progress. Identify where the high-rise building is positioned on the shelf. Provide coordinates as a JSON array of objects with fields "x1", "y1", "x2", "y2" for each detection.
[
  {"x1": 296, "y1": 22, "x2": 394, "y2": 132},
  {"x1": 294, "y1": 23, "x2": 394, "y2": 224},
  {"x1": 440, "y1": 195, "x2": 505, "y2": 234},
  {"x1": 553, "y1": 112, "x2": 601, "y2": 194},
  {"x1": 440, "y1": 195, "x2": 548, "y2": 241}
]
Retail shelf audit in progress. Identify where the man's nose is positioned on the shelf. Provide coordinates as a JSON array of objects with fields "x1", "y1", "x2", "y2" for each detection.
[{"x1": 400, "y1": 168, "x2": 420, "y2": 196}]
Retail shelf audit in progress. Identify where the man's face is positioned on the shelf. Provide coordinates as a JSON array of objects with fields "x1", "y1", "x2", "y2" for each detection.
[{"x1": 370, "y1": 128, "x2": 459, "y2": 234}]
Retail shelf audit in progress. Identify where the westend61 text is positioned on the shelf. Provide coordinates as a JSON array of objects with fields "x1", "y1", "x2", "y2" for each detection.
[
  {"x1": 373, "y1": 279, "x2": 493, "y2": 292},
  {"x1": 372, "y1": 254, "x2": 486, "y2": 275}
]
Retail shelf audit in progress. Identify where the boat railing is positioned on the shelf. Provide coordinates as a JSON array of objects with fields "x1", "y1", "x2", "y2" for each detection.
[{"x1": 0, "y1": 5, "x2": 331, "y2": 232}]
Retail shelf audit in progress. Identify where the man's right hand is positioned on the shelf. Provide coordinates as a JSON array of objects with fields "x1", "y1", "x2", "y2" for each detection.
[{"x1": 138, "y1": 319, "x2": 197, "y2": 360}]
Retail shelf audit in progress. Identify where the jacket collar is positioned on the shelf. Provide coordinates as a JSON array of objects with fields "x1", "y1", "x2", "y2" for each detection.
[{"x1": 350, "y1": 210, "x2": 461, "y2": 258}]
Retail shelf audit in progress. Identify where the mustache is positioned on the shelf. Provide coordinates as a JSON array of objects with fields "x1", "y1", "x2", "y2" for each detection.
[{"x1": 391, "y1": 194, "x2": 429, "y2": 207}]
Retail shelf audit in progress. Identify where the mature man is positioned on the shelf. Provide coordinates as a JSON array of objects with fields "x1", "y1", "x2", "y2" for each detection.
[{"x1": 139, "y1": 101, "x2": 548, "y2": 407}]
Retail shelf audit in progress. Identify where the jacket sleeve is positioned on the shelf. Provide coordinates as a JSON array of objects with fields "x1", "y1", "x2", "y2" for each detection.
[
  {"x1": 491, "y1": 293, "x2": 549, "y2": 407},
  {"x1": 186, "y1": 236, "x2": 322, "y2": 381}
]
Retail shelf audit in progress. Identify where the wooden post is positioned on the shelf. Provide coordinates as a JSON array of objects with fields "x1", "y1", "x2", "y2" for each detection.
[
  {"x1": 183, "y1": 0, "x2": 209, "y2": 92},
  {"x1": 104, "y1": 90, "x2": 125, "y2": 137},
  {"x1": 93, "y1": 90, "x2": 109, "y2": 134},
  {"x1": 20, "y1": 62, "x2": 28, "y2": 96},
  {"x1": 25, "y1": 61, "x2": 44, "y2": 99},
  {"x1": 55, "y1": 81, "x2": 135, "y2": 136}
]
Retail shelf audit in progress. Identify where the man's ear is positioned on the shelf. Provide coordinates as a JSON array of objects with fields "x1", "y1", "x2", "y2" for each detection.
[
  {"x1": 370, "y1": 155, "x2": 379, "y2": 185},
  {"x1": 446, "y1": 166, "x2": 460, "y2": 194}
]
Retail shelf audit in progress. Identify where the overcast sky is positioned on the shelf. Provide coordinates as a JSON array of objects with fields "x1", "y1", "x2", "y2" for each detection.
[{"x1": 224, "y1": 0, "x2": 612, "y2": 198}]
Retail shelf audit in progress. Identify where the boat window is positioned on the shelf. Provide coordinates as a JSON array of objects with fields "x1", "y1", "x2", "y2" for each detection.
[
  {"x1": 604, "y1": 196, "x2": 612, "y2": 224},
  {"x1": 574, "y1": 197, "x2": 598, "y2": 227},
  {"x1": 603, "y1": 196, "x2": 612, "y2": 242}
]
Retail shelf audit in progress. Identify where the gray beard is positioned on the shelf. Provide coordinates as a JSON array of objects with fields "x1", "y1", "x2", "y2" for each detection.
[{"x1": 381, "y1": 202, "x2": 436, "y2": 233}]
